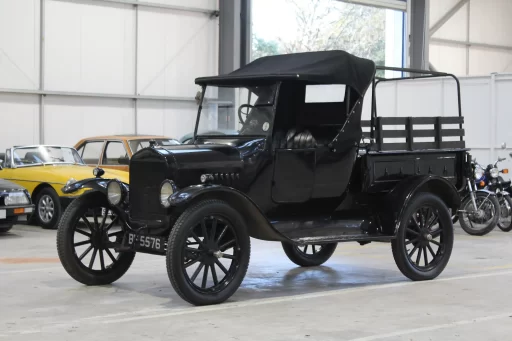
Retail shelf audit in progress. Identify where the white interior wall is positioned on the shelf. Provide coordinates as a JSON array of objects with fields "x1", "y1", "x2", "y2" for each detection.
[
  {"x1": 0, "y1": 0, "x2": 218, "y2": 151},
  {"x1": 429, "y1": 0, "x2": 512, "y2": 76}
]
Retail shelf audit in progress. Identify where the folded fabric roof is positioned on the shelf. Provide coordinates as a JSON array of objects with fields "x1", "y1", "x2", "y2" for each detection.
[{"x1": 195, "y1": 50, "x2": 376, "y2": 96}]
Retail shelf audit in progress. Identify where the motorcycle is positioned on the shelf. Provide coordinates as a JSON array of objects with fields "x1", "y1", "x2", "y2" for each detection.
[
  {"x1": 456, "y1": 155, "x2": 500, "y2": 236},
  {"x1": 481, "y1": 153, "x2": 512, "y2": 232}
]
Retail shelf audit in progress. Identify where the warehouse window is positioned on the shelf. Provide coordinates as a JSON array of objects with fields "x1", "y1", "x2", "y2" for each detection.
[{"x1": 251, "y1": 0, "x2": 406, "y2": 77}]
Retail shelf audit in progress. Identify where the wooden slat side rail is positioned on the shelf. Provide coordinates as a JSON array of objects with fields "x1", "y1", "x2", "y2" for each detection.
[{"x1": 360, "y1": 116, "x2": 465, "y2": 151}]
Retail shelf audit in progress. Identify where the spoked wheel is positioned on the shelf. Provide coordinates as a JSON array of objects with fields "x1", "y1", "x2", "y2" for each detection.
[
  {"x1": 57, "y1": 191, "x2": 135, "y2": 285},
  {"x1": 392, "y1": 193, "x2": 453, "y2": 281},
  {"x1": 498, "y1": 195, "x2": 512, "y2": 232},
  {"x1": 281, "y1": 242, "x2": 337, "y2": 267},
  {"x1": 458, "y1": 192, "x2": 499, "y2": 236},
  {"x1": 167, "y1": 199, "x2": 250, "y2": 306}
]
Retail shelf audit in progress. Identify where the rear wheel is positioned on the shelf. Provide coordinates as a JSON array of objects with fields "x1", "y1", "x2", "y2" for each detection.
[
  {"x1": 281, "y1": 242, "x2": 337, "y2": 267},
  {"x1": 56, "y1": 191, "x2": 135, "y2": 285},
  {"x1": 392, "y1": 192, "x2": 453, "y2": 281},
  {"x1": 497, "y1": 195, "x2": 512, "y2": 232},
  {"x1": 458, "y1": 192, "x2": 499, "y2": 236},
  {"x1": 166, "y1": 199, "x2": 250, "y2": 306}
]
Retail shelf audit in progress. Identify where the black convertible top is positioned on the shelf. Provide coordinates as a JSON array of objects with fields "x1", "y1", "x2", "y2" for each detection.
[{"x1": 195, "y1": 50, "x2": 376, "y2": 96}]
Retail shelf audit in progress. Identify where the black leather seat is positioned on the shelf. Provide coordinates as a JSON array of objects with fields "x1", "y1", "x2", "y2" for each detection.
[{"x1": 273, "y1": 128, "x2": 316, "y2": 149}]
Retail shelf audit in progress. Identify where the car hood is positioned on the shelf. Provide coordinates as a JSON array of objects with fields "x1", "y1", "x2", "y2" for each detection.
[
  {"x1": 10, "y1": 165, "x2": 129, "y2": 184},
  {"x1": 0, "y1": 178, "x2": 25, "y2": 191}
]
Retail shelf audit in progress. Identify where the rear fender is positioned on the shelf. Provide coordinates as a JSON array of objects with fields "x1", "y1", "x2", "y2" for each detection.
[
  {"x1": 380, "y1": 175, "x2": 461, "y2": 235},
  {"x1": 61, "y1": 177, "x2": 129, "y2": 195},
  {"x1": 168, "y1": 185, "x2": 288, "y2": 242}
]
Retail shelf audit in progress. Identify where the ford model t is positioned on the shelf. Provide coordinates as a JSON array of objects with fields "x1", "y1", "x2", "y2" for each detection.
[{"x1": 57, "y1": 50, "x2": 468, "y2": 306}]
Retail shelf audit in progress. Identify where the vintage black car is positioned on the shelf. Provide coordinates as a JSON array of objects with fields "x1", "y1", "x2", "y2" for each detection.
[
  {"x1": 0, "y1": 178, "x2": 34, "y2": 233},
  {"x1": 57, "y1": 50, "x2": 469, "y2": 306}
]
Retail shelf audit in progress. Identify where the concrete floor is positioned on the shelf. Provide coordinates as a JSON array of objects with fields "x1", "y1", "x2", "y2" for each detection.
[{"x1": 2, "y1": 224, "x2": 512, "y2": 341}]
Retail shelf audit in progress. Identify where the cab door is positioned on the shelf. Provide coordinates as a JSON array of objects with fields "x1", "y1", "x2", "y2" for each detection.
[{"x1": 271, "y1": 148, "x2": 316, "y2": 204}]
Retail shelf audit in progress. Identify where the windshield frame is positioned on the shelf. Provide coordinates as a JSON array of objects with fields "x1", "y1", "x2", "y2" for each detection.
[
  {"x1": 127, "y1": 138, "x2": 181, "y2": 154},
  {"x1": 193, "y1": 82, "x2": 280, "y2": 142},
  {"x1": 7, "y1": 145, "x2": 86, "y2": 168}
]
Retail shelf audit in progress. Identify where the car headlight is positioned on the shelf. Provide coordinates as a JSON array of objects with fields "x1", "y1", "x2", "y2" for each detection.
[
  {"x1": 160, "y1": 180, "x2": 175, "y2": 208},
  {"x1": 107, "y1": 180, "x2": 123, "y2": 206},
  {"x1": 65, "y1": 178, "x2": 77, "y2": 187},
  {"x1": 474, "y1": 167, "x2": 484, "y2": 181},
  {"x1": 490, "y1": 168, "x2": 499, "y2": 178},
  {"x1": 4, "y1": 191, "x2": 30, "y2": 206}
]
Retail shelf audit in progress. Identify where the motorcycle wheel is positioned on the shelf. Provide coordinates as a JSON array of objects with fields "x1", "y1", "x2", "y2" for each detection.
[
  {"x1": 458, "y1": 192, "x2": 500, "y2": 236},
  {"x1": 497, "y1": 195, "x2": 512, "y2": 232}
]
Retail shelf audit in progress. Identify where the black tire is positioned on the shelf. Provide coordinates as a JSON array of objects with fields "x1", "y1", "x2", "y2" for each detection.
[
  {"x1": 458, "y1": 192, "x2": 499, "y2": 236},
  {"x1": 498, "y1": 195, "x2": 512, "y2": 232},
  {"x1": 392, "y1": 192, "x2": 454, "y2": 281},
  {"x1": 281, "y1": 242, "x2": 337, "y2": 267},
  {"x1": 34, "y1": 187, "x2": 62, "y2": 229},
  {"x1": 0, "y1": 224, "x2": 13, "y2": 233},
  {"x1": 166, "y1": 199, "x2": 250, "y2": 306},
  {"x1": 56, "y1": 191, "x2": 135, "y2": 286}
]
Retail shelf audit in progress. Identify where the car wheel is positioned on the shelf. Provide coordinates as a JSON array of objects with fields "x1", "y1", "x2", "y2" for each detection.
[
  {"x1": 281, "y1": 242, "x2": 337, "y2": 267},
  {"x1": 166, "y1": 199, "x2": 250, "y2": 306},
  {"x1": 56, "y1": 191, "x2": 135, "y2": 286},
  {"x1": 391, "y1": 192, "x2": 454, "y2": 281},
  {"x1": 34, "y1": 187, "x2": 61, "y2": 229}
]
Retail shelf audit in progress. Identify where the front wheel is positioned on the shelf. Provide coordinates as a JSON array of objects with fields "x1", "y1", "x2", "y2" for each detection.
[
  {"x1": 281, "y1": 242, "x2": 337, "y2": 267},
  {"x1": 458, "y1": 192, "x2": 500, "y2": 236},
  {"x1": 34, "y1": 187, "x2": 62, "y2": 229},
  {"x1": 166, "y1": 199, "x2": 251, "y2": 306},
  {"x1": 497, "y1": 195, "x2": 512, "y2": 232},
  {"x1": 56, "y1": 191, "x2": 135, "y2": 286},
  {"x1": 392, "y1": 192, "x2": 454, "y2": 281}
]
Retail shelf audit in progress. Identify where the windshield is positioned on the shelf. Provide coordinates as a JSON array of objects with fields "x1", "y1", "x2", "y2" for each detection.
[
  {"x1": 128, "y1": 139, "x2": 181, "y2": 153},
  {"x1": 11, "y1": 146, "x2": 84, "y2": 167},
  {"x1": 196, "y1": 84, "x2": 277, "y2": 137}
]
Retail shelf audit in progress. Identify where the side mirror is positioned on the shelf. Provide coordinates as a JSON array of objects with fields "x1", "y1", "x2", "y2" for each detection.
[
  {"x1": 502, "y1": 142, "x2": 507, "y2": 149},
  {"x1": 0, "y1": 159, "x2": 3, "y2": 170},
  {"x1": 93, "y1": 167, "x2": 105, "y2": 178}
]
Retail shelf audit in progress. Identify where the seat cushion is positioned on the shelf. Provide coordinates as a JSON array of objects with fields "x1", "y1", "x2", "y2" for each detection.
[{"x1": 273, "y1": 128, "x2": 317, "y2": 149}]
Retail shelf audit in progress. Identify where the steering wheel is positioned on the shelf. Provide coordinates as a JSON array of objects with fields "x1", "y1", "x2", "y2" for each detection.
[{"x1": 238, "y1": 104, "x2": 255, "y2": 125}]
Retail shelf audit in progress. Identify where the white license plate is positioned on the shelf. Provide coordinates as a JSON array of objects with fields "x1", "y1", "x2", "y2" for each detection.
[
  {"x1": 126, "y1": 232, "x2": 165, "y2": 252},
  {"x1": 0, "y1": 210, "x2": 5, "y2": 219}
]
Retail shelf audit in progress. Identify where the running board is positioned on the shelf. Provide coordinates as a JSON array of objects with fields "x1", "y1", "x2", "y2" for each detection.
[{"x1": 271, "y1": 217, "x2": 395, "y2": 245}]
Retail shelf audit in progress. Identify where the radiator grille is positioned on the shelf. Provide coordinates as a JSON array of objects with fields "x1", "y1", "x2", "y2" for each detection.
[{"x1": 129, "y1": 160, "x2": 167, "y2": 221}]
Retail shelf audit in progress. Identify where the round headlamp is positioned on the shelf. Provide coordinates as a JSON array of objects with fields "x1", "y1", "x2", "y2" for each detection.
[
  {"x1": 160, "y1": 180, "x2": 174, "y2": 208},
  {"x1": 490, "y1": 167, "x2": 499, "y2": 178},
  {"x1": 474, "y1": 167, "x2": 484, "y2": 181},
  {"x1": 107, "y1": 180, "x2": 123, "y2": 206}
]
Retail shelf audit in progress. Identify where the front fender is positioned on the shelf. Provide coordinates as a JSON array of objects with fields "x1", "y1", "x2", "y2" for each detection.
[
  {"x1": 380, "y1": 175, "x2": 460, "y2": 234},
  {"x1": 61, "y1": 177, "x2": 129, "y2": 195},
  {"x1": 168, "y1": 184, "x2": 288, "y2": 242}
]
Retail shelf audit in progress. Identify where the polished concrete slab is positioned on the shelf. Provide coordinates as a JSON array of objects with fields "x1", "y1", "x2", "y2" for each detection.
[{"x1": 2, "y1": 223, "x2": 512, "y2": 341}]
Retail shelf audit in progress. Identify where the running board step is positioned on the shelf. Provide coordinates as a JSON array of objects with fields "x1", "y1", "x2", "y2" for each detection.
[
  {"x1": 291, "y1": 234, "x2": 395, "y2": 245},
  {"x1": 271, "y1": 217, "x2": 394, "y2": 244}
]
